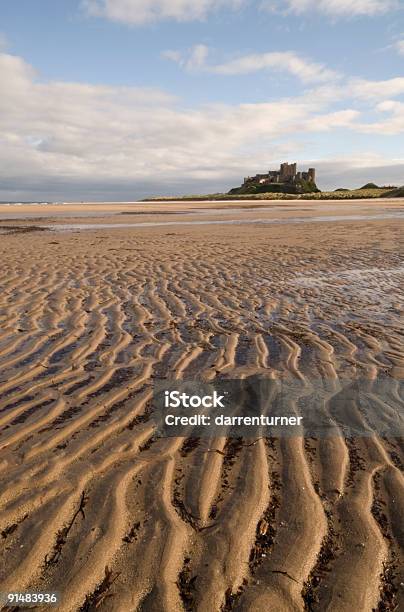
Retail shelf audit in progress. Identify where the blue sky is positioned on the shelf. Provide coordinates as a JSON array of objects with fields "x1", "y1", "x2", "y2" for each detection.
[{"x1": 0, "y1": 0, "x2": 403, "y2": 200}]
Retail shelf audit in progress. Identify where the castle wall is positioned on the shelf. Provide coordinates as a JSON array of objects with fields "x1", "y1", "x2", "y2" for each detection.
[{"x1": 242, "y1": 163, "x2": 315, "y2": 188}]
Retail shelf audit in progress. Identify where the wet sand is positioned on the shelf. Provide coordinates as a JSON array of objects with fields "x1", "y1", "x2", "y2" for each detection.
[{"x1": 0, "y1": 200, "x2": 403, "y2": 611}]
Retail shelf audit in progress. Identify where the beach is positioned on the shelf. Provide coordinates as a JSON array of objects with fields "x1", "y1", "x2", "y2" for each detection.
[{"x1": 0, "y1": 199, "x2": 403, "y2": 611}]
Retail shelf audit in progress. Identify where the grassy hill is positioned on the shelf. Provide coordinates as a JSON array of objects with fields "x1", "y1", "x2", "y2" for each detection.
[
  {"x1": 228, "y1": 179, "x2": 320, "y2": 196},
  {"x1": 381, "y1": 186, "x2": 404, "y2": 198},
  {"x1": 143, "y1": 185, "x2": 403, "y2": 202}
]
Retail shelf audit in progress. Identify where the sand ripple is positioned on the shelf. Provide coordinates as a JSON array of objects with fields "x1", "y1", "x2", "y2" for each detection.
[{"x1": 0, "y1": 218, "x2": 403, "y2": 611}]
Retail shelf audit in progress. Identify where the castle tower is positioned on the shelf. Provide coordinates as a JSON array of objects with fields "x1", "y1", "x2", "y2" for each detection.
[
  {"x1": 280, "y1": 162, "x2": 297, "y2": 182},
  {"x1": 308, "y1": 168, "x2": 316, "y2": 183},
  {"x1": 279, "y1": 163, "x2": 287, "y2": 181}
]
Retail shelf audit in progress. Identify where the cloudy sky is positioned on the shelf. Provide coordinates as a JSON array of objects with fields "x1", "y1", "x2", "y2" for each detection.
[{"x1": 1, "y1": 0, "x2": 404, "y2": 200}]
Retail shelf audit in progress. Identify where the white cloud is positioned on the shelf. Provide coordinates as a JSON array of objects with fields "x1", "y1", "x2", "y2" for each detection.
[
  {"x1": 358, "y1": 99, "x2": 404, "y2": 134},
  {"x1": 164, "y1": 44, "x2": 210, "y2": 71},
  {"x1": 348, "y1": 77, "x2": 404, "y2": 99},
  {"x1": 211, "y1": 51, "x2": 339, "y2": 83},
  {"x1": 300, "y1": 75, "x2": 404, "y2": 106},
  {"x1": 83, "y1": 0, "x2": 399, "y2": 24},
  {"x1": 164, "y1": 47, "x2": 339, "y2": 83},
  {"x1": 83, "y1": 0, "x2": 244, "y2": 24},
  {"x1": 185, "y1": 44, "x2": 210, "y2": 70},
  {"x1": 395, "y1": 39, "x2": 404, "y2": 55},
  {"x1": 305, "y1": 109, "x2": 360, "y2": 130},
  {"x1": 264, "y1": 0, "x2": 398, "y2": 17}
]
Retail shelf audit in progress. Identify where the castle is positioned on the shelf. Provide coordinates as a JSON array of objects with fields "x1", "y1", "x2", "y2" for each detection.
[{"x1": 242, "y1": 162, "x2": 316, "y2": 188}]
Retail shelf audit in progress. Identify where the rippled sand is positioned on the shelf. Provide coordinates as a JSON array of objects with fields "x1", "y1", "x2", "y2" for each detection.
[{"x1": 0, "y1": 200, "x2": 403, "y2": 611}]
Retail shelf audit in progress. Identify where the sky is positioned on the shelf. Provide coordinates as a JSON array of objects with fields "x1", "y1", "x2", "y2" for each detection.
[{"x1": 0, "y1": 0, "x2": 404, "y2": 201}]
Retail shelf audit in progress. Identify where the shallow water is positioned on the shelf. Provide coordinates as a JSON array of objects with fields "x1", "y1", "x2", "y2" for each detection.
[
  {"x1": 291, "y1": 265, "x2": 404, "y2": 323},
  {"x1": 0, "y1": 211, "x2": 118, "y2": 220},
  {"x1": 43, "y1": 212, "x2": 404, "y2": 231}
]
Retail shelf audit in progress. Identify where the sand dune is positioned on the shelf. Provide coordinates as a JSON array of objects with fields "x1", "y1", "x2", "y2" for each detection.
[{"x1": 0, "y1": 201, "x2": 403, "y2": 611}]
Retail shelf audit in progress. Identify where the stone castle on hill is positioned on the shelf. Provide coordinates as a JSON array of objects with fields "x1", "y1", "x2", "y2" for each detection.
[
  {"x1": 243, "y1": 162, "x2": 316, "y2": 187},
  {"x1": 229, "y1": 162, "x2": 318, "y2": 195}
]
